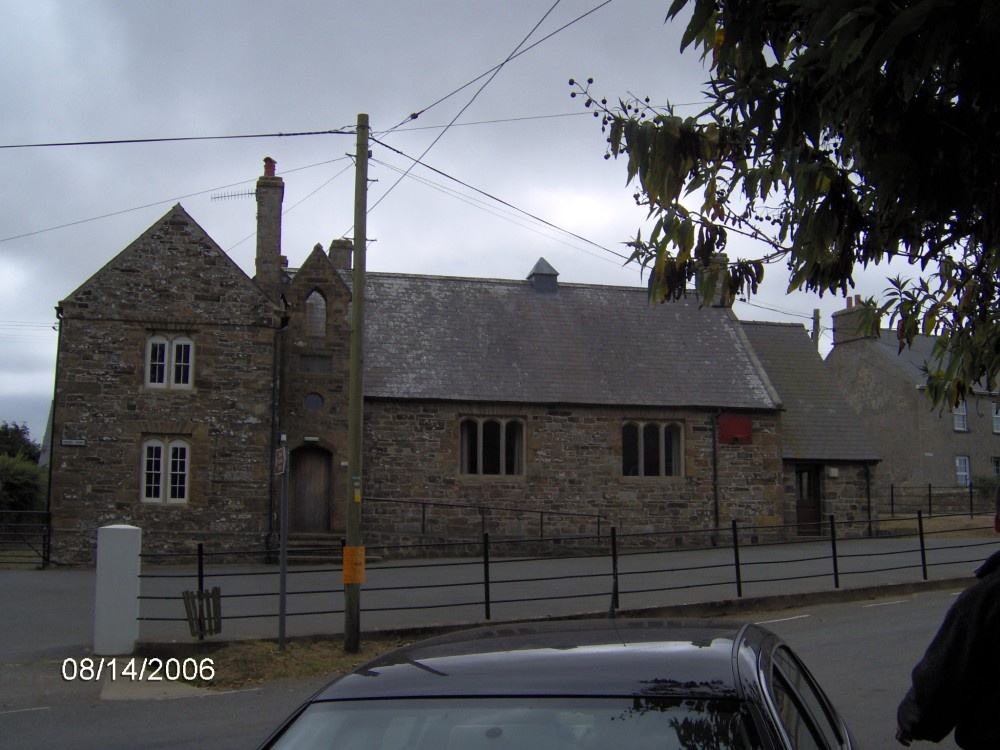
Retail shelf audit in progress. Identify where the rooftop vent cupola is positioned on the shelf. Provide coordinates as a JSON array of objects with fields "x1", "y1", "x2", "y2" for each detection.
[
  {"x1": 528, "y1": 257, "x2": 559, "y2": 294},
  {"x1": 254, "y1": 156, "x2": 286, "y2": 298}
]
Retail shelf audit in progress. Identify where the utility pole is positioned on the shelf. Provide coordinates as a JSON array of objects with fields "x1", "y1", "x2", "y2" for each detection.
[{"x1": 344, "y1": 113, "x2": 369, "y2": 653}]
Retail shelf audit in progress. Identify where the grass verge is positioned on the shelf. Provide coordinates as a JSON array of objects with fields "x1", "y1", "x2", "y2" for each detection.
[{"x1": 193, "y1": 635, "x2": 412, "y2": 691}]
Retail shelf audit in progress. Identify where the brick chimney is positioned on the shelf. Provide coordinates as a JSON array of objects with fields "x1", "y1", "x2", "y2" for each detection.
[
  {"x1": 832, "y1": 294, "x2": 877, "y2": 345},
  {"x1": 701, "y1": 253, "x2": 734, "y2": 307},
  {"x1": 328, "y1": 238, "x2": 353, "y2": 270},
  {"x1": 254, "y1": 157, "x2": 286, "y2": 298}
]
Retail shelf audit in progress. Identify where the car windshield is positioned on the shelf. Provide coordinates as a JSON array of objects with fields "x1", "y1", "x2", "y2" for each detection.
[{"x1": 265, "y1": 697, "x2": 761, "y2": 750}]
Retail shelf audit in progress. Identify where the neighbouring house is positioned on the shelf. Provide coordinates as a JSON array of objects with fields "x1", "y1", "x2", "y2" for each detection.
[
  {"x1": 740, "y1": 322, "x2": 880, "y2": 534},
  {"x1": 47, "y1": 158, "x2": 878, "y2": 563},
  {"x1": 825, "y1": 297, "x2": 1000, "y2": 503}
]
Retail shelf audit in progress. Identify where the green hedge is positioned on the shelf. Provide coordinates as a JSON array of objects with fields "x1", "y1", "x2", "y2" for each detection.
[{"x1": 0, "y1": 455, "x2": 45, "y2": 512}]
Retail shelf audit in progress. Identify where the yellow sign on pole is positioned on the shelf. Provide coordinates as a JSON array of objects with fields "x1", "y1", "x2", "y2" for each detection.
[{"x1": 342, "y1": 546, "x2": 366, "y2": 584}]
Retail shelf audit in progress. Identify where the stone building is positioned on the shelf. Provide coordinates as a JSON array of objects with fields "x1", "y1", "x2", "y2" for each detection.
[
  {"x1": 741, "y1": 322, "x2": 879, "y2": 534},
  {"x1": 826, "y1": 297, "x2": 1000, "y2": 496},
  {"x1": 49, "y1": 200, "x2": 283, "y2": 561},
  {"x1": 48, "y1": 159, "x2": 878, "y2": 563}
]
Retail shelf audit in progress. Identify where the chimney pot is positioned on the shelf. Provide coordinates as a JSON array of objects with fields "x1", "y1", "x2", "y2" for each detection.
[{"x1": 263, "y1": 157, "x2": 276, "y2": 177}]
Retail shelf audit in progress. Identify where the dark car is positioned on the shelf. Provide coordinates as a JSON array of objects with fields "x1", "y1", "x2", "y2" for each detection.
[{"x1": 256, "y1": 619, "x2": 854, "y2": 750}]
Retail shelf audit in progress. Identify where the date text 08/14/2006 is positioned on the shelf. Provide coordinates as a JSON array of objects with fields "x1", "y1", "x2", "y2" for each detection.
[{"x1": 62, "y1": 657, "x2": 215, "y2": 682}]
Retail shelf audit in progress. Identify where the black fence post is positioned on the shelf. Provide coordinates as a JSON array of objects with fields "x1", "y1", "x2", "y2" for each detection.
[
  {"x1": 829, "y1": 515, "x2": 840, "y2": 589},
  {"x1": 480, "y1": 507, "x2": 487, "y2": 537},
  {"x1": 43, "y1": 515, "x2": 51, "y2": 568},
  {"x1": 421, "y1": 502, "x2": 427, "y2": 535},
  {"x1": 611, "y1": 527, "x2": 620, "y2": 612},
  {"x1": 482, "y1": 532, "x2": 491, "y2": 621},
  {"x1": 197, "y1": 542, "x2": 205, "y2": 594},
  {"x1": 196, "y1": 542, "x2": 206, "y2": 641},
  {"x1": 539, "y1": 511, "x2": 544, "y2": 541},
  {"x1": 731, "y1": 520, "x2": 743, "y2": 599},
  {"x1": 917, "y1": 510, "x2": 928, "y2": 581},
  {"x1": 891, "y1": 484, "x2": 895, "y2": 517}
]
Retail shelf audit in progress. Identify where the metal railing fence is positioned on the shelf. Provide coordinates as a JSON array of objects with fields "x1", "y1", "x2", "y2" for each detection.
[
  {"x1": 137, "y1": 510, "x2": 998, "y2": 641},
  {"x1": 0, "y1": 510, "x2": 49, "y2": 567}
]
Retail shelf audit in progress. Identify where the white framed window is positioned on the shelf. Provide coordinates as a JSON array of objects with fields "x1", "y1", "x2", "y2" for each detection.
[
  {"x1": 993, "y1": 457, "x2": 1000, "y2": 479},
  {"x1": 142, "y1": 438, "x2": 190, "y2": 503},
  {"x1": 460, "y1": 417, "x2": 524, "y2": 475},
  {"x1": 993, "y1": 403, "x2": 1000, "y2": 434},
  {"x1": 622, "y1": 421, "x2": 683, "y2": 477},
  {"x1": 955, "y1": 455, "x2": 971, "y2": 487},
  {"x1": 146, "y1": 335, "x2": 193, "y2": 389},
  {"x1": 953, "y1": 401, "x2": 968, "y2": 432}
]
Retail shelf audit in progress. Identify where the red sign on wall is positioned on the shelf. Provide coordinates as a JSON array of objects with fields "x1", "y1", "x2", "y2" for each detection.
[{"x1": 718, "y1": 414, "x2": 753, "y2": 445}]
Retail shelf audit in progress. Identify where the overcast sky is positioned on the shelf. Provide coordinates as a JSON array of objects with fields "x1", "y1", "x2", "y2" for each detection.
[{"x1": 0, "y1": 1, "x2": 910, "y2": 443}]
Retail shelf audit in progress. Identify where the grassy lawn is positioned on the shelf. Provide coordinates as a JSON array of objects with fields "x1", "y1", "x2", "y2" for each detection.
[{"x1": 878, "y1": 512, "x2": 995, "y2": 539}]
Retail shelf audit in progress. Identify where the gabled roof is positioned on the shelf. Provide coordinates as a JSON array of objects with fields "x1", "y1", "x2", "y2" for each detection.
[
  {"x1": 58, "y1": 204, "x2": 281, "y2": 326},
  {"x1": 870, "y1": 331, "x2": 945, "y2": 385},
  {"x1": 355, "y1": 268, "x2": 781, "y2": 410},
  {"x1": 851, "y1": 329, "x2": 995, "y2": 395},
  {"x1": 741, "y1": 321, "x2": 879, "y2": 462}
]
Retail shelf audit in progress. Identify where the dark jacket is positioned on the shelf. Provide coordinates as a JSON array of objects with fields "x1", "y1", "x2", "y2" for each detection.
[{"x1": 897, "y1": 549, "x2": 1000, "y2": 749}]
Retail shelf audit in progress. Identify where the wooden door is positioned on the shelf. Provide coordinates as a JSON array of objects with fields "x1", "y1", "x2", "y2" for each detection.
[
  {"x1": 795, "y1": 465, "x2": 822, "y2": 535},
  {"x1": 290, "y1": 446, "x2": 331, "y2": 533}
]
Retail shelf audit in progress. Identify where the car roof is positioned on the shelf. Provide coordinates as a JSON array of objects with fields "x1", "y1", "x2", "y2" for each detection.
[{"x1": 314, "y1": 619, "x2": 763, "y2": 702}]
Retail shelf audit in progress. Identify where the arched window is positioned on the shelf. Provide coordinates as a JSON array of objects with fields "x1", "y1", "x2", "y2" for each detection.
[
  {"x1": 622, "y1": 421, "x2": 682, "y2": 477},
  {"x1": 305, "y1": 291, "x2": 327, "y2": 337},
  {"x1": 460, "y1": 417, "x2": 524, "y2": 475}
]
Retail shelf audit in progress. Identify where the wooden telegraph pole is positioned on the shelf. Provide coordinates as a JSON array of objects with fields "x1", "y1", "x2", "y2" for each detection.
[{"x1": 344, "y1": 113, "x2": 369, "y2": 653}]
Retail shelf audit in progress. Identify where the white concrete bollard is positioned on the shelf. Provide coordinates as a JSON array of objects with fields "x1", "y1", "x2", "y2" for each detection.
[{"x1": 93, "y1": 525, "x2": 142, "y2": 655}]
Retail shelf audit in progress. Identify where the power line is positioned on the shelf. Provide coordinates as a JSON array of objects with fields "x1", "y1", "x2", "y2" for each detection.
[
  {"x1": 369, "y1": 0, "x2": 566, "y2": 216},
  {"x1": 0, "y1": 156, "x2": 352, "y2": 245},
  {"x1": 386, "y1": 111, "x2": 588, "y2": 133},
  {"x1": 382, "y1": 0, "x2": 614, "y2": 134},
  {"x1": 0, "y1": 128, "x2": 353, "y2": 151},
  {"x1": 371, "y1": 157, "x2": 624, "y2": 267},
  {"x1": 371, "y1": 140, "x2": 630, "y2": 262}
]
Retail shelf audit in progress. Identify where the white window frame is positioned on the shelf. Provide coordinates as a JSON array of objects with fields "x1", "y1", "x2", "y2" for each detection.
[
  {"x1": 955, "y1": 455, "x2": 971, "y2": 487},
  {"x1": 953, "y1": 401, "x2": 968, "y2": 432},
  {"x1": 993, "y1": 403, "x2": 1000, "y2": 434},
  {"x1": 145, "y1": 334, "x2": 193, "y2": 390},
  {"x1": 142, "y1": 438, "x2": 190, "y2": 503}
]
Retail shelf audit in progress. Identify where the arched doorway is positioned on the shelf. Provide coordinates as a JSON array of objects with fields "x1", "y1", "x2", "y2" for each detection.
[{"x1": 289, "y1": 446, "x2": 333, "y2": 533}]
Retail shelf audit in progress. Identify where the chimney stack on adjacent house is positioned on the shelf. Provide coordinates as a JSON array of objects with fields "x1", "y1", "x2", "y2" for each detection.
[
  {"x1": 254, "y1": 157, "x2": 286, "y2": 298},
  {"x1": 328, "y1": 238, "x2": 353, "y2": 270},
  {"x1": 831, "y1": 294, "x2": 877, "y2": 346},
  {"x1": 701, "y1": 253, "x2": 735, "y2": 307}
]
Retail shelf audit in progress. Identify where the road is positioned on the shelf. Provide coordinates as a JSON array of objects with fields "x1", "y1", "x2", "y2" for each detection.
[
  {"x1": 758, "y1": 588, "x2": 962, "y2": 749},
  {"x1": 1, "y1": 586, "x2": 966, "y2": 749}
]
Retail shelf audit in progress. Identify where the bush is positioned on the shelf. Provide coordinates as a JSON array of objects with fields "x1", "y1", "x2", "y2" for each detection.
[{"x1": 0, "y1": 455, "x2": 45, "y2": 512}]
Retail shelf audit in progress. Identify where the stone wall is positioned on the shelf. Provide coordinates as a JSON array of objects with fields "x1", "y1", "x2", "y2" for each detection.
[
  {"x1": 48, "y1": 206, "x2": 282, "y2": 564},
  {"x1": 359, "y1": 400, "x2": 787, "y2": 553}
]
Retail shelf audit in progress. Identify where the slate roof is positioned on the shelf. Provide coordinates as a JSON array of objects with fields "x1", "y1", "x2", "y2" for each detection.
[
  {"x1": 858, "y1": 330, "x2": 994, "y2": 394},
  {"x1": 352, "y1": 267, "x2": 781, "y2": 410},
  {"x1": 740, "y1": 321, "x2": 879, "y2": 462},
  {"x1": 866, "y1": 330, "x2": 939, "y2": 385}
]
